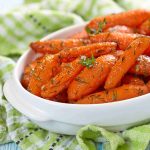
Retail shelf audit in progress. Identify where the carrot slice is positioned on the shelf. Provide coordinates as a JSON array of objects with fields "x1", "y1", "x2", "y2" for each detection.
[
  {"x1": 28, "y1": 55, "x2": 61, "y2": 96},
  {"x1": 41, "y1": 58, "x2": 84, "y2": 99},
  {"x1": 68, "y1": 54, "x2": 117, "y2": 102},
  {"x1": 129, "y1": 55, "x2": 150, "y2": 76},
  {"x1": 122, "y1": 75, "x2": 145, "y2": 85},
  {"x1": 70, "y1": 29, "x2": 89, "y2": 39},
  {"x1": 105, "y1": 37, "x2": 150, "y2": 89},
  {"x1": 139, "y1": 19, "x2": 150, "y2": 35},
  {"x1": 87, "y1": 10, "x2": 150, "y2": 33},
  {"x1": 104, "y1": 25, "x2": 135, "y2": 33},
  {"x1": 30, "y1": 39, "x2": 91, "y2": 54},
  {"x1": 76, "y1": 84, "x2": 149, "y2": 104},
  {"x1": 59, "y1": 42, "x2": 117, "y2": 62}
]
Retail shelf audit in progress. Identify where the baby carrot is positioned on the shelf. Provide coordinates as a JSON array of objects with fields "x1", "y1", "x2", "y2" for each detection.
[
  {"x1": 105, "y1": 37, "x2": 150, "y2": 89},
  {"x1": 68, "y1": 54, "x2": 117, "y2": 102},
  {"x1": 28, "y1": 55, "x2": 61, "y2": 96},
  {"x1": 139, "y1": 19, "x2": 150, "y2": 35},
  {"x1": 76, "y1": 84, "x2": 149, "y2": 104},
  {"x1": 86, "y1": 10, "x2": 150, "y2": 34},
  {"x1": 30, "y1": 39, "x2": 91, "y2": 54},
  {"x1": 90, "y1": 32, "x2": 140, "y2": 50},
  {"x1": 41, "y1": 58, "x2": 84, "y2": 99},
  {"x1": 21, "y1": 57, "x2": 43, "y2": 88},
  {"x1": 58, "y1": 42, "x2": 117, "y2": 62},
  {"x1": 129, "y1": 55, "x2": 150, "y2": 76}
]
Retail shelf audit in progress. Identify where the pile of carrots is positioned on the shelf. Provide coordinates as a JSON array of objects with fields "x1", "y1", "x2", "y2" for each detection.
[{"x1": 21, "y1": 9, "x2": 150, "y2": 104}]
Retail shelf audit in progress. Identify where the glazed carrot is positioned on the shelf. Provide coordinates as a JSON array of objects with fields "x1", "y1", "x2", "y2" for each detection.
[
  {"x1": 70, "y1": 29, "x2": 89, "y2": 39},
  {"x1": 147, "y1": 80, "x2": 150, "y2": 91},
  {"x1": 111, "y1": 53, "x2": 150, "y2": 76},
  {"x1": 86, "y1": 10, "x2": 150, "y2": 33},
  {"x1": 30, "y1": 39, "x2": 91, "y2": 54},
  {"x1": 90, "y1": 32, "x2": 140, "y2": 50},
  {"x1": 21, "y1": 57, "x2": 43, "y2": 88},
  {"x1": 139, "y1": 19, "x2": 150, "y2": 35},
  {"x1": 41, "y1": 58, "x2": 84, "y2": 99},
  {"x1": 58, "y1": 42, "x2": 117, "y2": 62},
  {"x1": 52, "y1": 90, "x2": 68, "y2": 103},
  {"x1": 104, "y1": 25, "x2": 135, "y2": 33},
  {"x1": 105, "y1": 37, "x2": 150, "y2": 89},
  {"x1": 76, "y1": 84, "x2": 149, "y2": 104},
  {"x1": 122, "y1": 75, "x2": 145, "y2": 85},
  {"x1": 129, "y1": 55, "x2": 150, "y2": 76},
  {"x1": 28, "y1": 55, "x2": 61, "y2": 96},
  {"x1": 68, "y1": 54, "x2": 117, "y2": 102}
]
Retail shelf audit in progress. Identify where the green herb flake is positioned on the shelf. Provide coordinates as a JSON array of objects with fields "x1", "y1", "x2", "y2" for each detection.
[
  {"x1": 80, "y1": 54, "x2": 95, "y2": 68},
  {"x1": 112, "y1": 90, "x2": 118, "y2": 101},
  {"x1": 86, "y1": 18, "x2": 107, "y2": 35}
]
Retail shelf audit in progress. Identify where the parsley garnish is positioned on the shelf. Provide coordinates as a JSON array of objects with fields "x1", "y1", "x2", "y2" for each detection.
[
  {"x1": 112, "y1": 90, "x2": 118, "y2": 101},
  {"x1": 86, "y1": 18, "x2": 107, "y2": 35},
  {"x1": 80, "y1": 54, "x2": 95, "y2": 68}
]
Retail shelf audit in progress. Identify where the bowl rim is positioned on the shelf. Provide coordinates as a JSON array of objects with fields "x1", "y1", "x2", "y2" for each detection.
[{"x1": 13, "y1": 23, "x2": 150, "y2": 108}]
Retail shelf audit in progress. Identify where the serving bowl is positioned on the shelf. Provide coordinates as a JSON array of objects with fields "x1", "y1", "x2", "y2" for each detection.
[{"x1": 3, "y1": 23, "x2": 150, "y2": 135}]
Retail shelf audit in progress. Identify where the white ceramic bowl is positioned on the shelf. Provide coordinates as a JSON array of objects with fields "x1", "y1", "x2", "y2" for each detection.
[{"x1": 3, "y1": 23, "x2": 150, "y2": 135}]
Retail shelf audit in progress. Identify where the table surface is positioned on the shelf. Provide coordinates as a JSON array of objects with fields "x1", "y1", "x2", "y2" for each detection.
[{"x1": 0, "y1": 143, "x2": 20, "y2": 150}]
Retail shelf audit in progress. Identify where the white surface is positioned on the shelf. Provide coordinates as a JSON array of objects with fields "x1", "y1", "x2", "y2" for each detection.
[
  {"x1": 3, "y1": 23, "x2": 150, "y2": 135},
  {"x1": 0, "y1": 0, "x2": 23, "y2": 12}
]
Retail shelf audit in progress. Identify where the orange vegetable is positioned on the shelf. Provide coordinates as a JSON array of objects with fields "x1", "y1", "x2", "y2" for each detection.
[
  {"x1": 21, "y1": 57, "x2": 43, "y2": 88},
  {"x1": 28, "y1": 55, "x2": 61, "y2": 96},
  {"x1": 51, "y1": 90, "x2": 68, "y2": 103},
  {"x1": 90, "y1": 32, "x2": 139, "y2": 50},
  {"x1": 105, "y1": 37, "x2": 150, "y2": 89},
  {"x1": 41, "y1": 58, "x2": 84, "y2": 99},
  {"x1": 147, "y1": 80, "x2": 150, "y2": 91},
  {"x1": 90, "y1": 32, "x2": 150, "y2": 55},
  {"x1": 68, "y1": 54, "x2": 117, "y2": 102},
  {"x1": 129, "y1": 55, "x2": 150, "y2": 76},
  {"x1": 87, "y1": 10, "x2": 150, "y2": 33},
  {"x1": 30, "y1": 39, "x2": 91, "y2": 54},
  {"x1": 76, "y1": 84, "x2": 149, "y2": 104},
  {"x1": 122, "y1": 75, "x2": 145, "y2": 85},
  {"x1": 104, "y1": 25, "x2": 134, "y2": 33},
  {"x1": 59, "y1": 42, "x2": 117, "y2": 62},
  {"x1": 139, "y1": 19, "x2": 150, "y2": 35}
]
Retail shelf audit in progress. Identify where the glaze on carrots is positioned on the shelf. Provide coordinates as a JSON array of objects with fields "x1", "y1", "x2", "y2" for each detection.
[
  {"x1": 77, "y1": 84, "x2": 149, "y2": 104},
  {"x1": 28, "y1": 55, "x2": 61, "y2": 96},
  {"x1": 105, "y1": 37, "x2": 150, "y2": 89},
  {"x1": 68, "y1": 54, "x2": 117, "y2": 102},
  {"x1": 87, "y1": 10, "x2": 150, "y2": 34},
  {"x1": 41, "y1": 58, "x2": 84, "y2": 99},
  {"x1": 58, "y1": 42, "x2": 117, "y2": 62},
  {"x1": 31, "y1": 39, "x2": 91, "y2": 54}
]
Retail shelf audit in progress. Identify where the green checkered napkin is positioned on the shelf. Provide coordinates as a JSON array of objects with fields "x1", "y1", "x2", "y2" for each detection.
[{"x1": 0, "y1": 0, "x2": 150, "y2": 150}]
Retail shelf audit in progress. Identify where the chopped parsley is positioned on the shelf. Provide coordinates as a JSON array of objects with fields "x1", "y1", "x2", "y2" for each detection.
[
  {"x1": 112, "y1": 90, "x2": 118, "y2": 101},
  {"x1": 86, "y1": 18, "x2": 107, "y2": 35},
  {"x1": 80, "y1": 54, "x2": 95, "y2": 68}
]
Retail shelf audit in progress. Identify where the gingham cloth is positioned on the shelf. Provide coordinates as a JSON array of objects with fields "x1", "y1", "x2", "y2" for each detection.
[{"x1": 0, "y1": 0, "x2": 150, "y2": 150}]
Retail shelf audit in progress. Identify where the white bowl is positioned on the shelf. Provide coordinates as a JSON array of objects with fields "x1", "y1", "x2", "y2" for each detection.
[{"x1": 3, "y1": 23, "x2": 150, "y2": 135}]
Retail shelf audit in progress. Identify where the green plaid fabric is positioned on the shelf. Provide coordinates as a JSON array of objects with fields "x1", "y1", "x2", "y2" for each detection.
[{"x1": 0, "y1": 0, "x2": 150, "y2": 150}]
